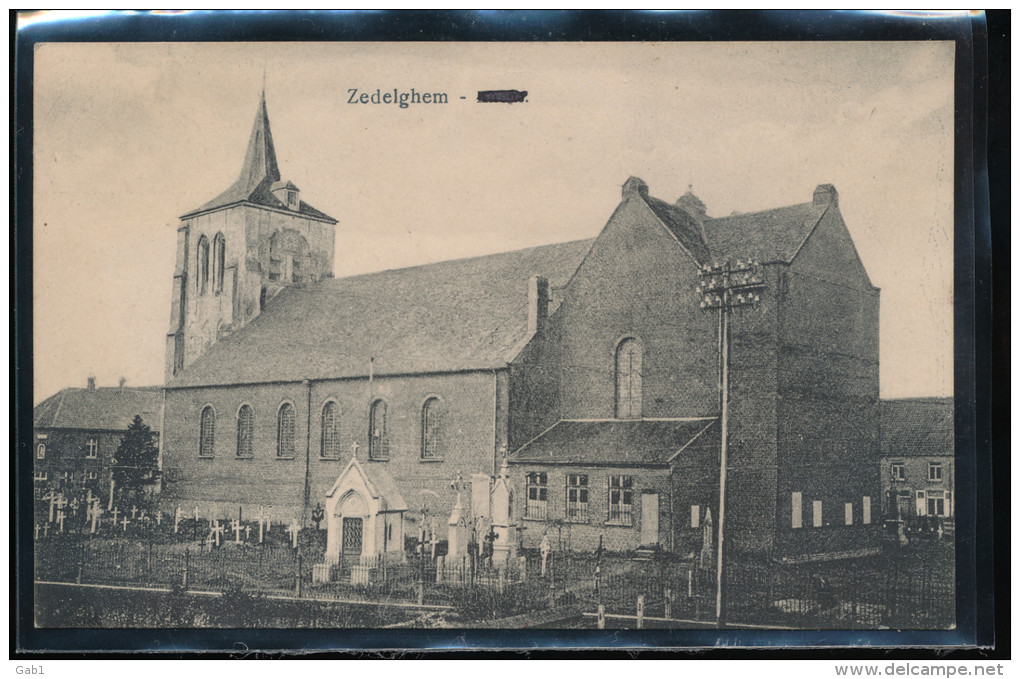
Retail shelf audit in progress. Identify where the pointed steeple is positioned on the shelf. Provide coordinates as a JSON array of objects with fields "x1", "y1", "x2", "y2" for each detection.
[
  {"x1": 181, "y1": 88, "x2": 335, "y2": 222},
  {"x1": 236, "y1": 88, "x2": 281, "y2": 193}
]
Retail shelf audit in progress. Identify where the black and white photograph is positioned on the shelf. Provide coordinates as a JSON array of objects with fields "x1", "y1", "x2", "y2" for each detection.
[{"x1": 19, "y1": 21, "x2": 984, "y2": 650}]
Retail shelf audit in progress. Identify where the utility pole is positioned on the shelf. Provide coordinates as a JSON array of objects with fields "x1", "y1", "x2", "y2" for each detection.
[{"x1": 696, "y1": 258, "x2": 765, "y2": 628}]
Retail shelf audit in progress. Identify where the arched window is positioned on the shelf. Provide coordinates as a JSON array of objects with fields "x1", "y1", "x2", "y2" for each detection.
[
  {"x1": 369, "y1": 400, "x2": 389, "y2": 460},
  {"x1": 197, "y1": 235, "x2": 210, "y2": 295},
  {"x1": 615, "y1": 337, "x2": 643, "y2": 418},
  {"x1": 277, "y1": 402, "x2": 296, "y2": 457},
  {"x1": 236, "y1": 404, "x2": 254, "y2": 457},
  {"x1": 421, "y1": 397, "x2": 443, "y2": 460},
  {"x1": 213, "y1": 233, "x2": 226, "y2": 293},
  {"x1": 199, "y1": 406, "x2": 215, "y2": 457},
  {"x1": 321, "y1": 401, "x2": 340, "y2": 458}
]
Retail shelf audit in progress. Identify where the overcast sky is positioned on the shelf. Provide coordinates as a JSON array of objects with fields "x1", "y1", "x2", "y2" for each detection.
[{"x1": 33, "y1": 41, "x2": 955, "y2": 402}]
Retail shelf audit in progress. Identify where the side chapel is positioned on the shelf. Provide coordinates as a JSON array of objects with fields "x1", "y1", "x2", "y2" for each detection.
[{"x1": 159, "y1": 92, "x2": 882, "y2": 563}]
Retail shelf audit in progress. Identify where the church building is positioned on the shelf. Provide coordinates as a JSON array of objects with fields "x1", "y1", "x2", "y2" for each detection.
[{"x1": 159, "y1": 93, "x2": 882, "y2": 562}]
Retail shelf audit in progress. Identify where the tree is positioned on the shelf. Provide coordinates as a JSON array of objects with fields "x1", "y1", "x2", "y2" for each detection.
[{"x1": 111, "y1": 415, "x2": 160, "y2": 495}]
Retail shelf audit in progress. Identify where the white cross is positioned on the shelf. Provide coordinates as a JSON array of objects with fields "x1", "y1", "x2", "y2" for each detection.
[
  {"x1": 155, "y1": 510, "x2": 163, "y2": 526},
  {"x1": 174, "y1": 505, "x2": 182, "y2": 533},
  {"x1": 34, "y1": 524, "x2": 40, "y2": 540},
  {"x1": 351, "y1": 441, "x2": 360, "y2": 459},
  {"x1": 245, "y1": 524, "x2": 250, "y2": 541},
  {"x1": 210, "y1": 520, "x2": 223, "y2": 547},
  {"x1": 43, "y1": 490, "x2": 59, "y2": 523},
  {"x1": 57, "y1": 510, "x2": 66, "y2": 532},
  {"x1": 89, "y1": 503, "x2": 103, "y2": 534},
  {"x1": 131, "y1": 505, "x2": 138, "y2": 519},
  {"x1": 256, "y1": 506, "x2": 270, "y2": 543},
  {"x1": 120, "y1": 515, "x2": 130, "y2": 532},
  {"x1": 109, "y1": 506, "x2": 121, "y2": 526},
  {"x1": 232, "y1": 519, "x2": 243, "y2": 544},
  {"x1": 86, "y1": 490, "x2": 96, "y2": 506},
  {"x1": 287, "y1": 518, "x2": 300, "y2": 549}
]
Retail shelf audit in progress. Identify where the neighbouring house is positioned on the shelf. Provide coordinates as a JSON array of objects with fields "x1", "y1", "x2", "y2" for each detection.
[
  {"x1": 33, "y1": 377, "x2": 162, "y2": 504},
  {"x1": 879, "y1": 397, "x2": 954, "y2": 522},
  {"x1": 158, "y1": 90, "x2": 882, "y2": 563}
]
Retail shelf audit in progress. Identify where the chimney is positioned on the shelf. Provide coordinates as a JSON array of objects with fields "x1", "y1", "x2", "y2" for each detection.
[
  {"x1": 527, "y1": 275, "x2": 550, "y2": 336},
  {"x1": 86, "y1": 375, "x2": 96, "y2": 391},
  {"x1": 622, "y1": 176, "x2": 649, "y2": 199},
  {"x1": 813, "y1": 184, "x2": 839, "y2": 208}
]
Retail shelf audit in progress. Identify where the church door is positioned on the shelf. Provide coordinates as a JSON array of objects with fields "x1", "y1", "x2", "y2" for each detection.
[{"x1": 342, "y1": 517, "x2": 363, "y2": 561}]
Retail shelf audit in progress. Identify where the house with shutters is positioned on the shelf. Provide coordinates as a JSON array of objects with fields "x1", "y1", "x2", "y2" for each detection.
[
  {"x1": 33, "y1": 377, "x2": 162, "y2": 502},
  {"x1": 879, "y1": 397, "x2": 954, "y2": 522},
  {"x1": 159, "y1": 91, "x2": 883, "y2": 562}
]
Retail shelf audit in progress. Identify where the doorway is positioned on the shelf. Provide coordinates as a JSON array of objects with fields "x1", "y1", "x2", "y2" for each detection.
[
  {"x1": 640, "y1": 492, "x2": 659, "y2": 546},
  {"x1": 342, "y1": 517, "x2": 363, "y2": 562}
]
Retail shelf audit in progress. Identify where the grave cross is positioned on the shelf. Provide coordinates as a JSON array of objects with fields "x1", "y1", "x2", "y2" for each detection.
[
  {"x1": 245, "y1": 524, "x2": 251, "y2": 541},
  {"x1": 287, "y1": 518, "x2": 300, "y2": 550},
  {"x1": 57, "y1": 510, "x2": 66, "y2": 533},
  {"x1": 174, "y1": 506, "x2": 183, "y2": 533},
  {"x1": 121, "y1": 515, "x2": 130, "y2": 532},
  {"x1": 232, "y1": 519, "x2": 243, "y2": 545},
  {"x1": 89, "y1": 503, "x2": 103, "y2": 534},
  {"x1": 109, "y1": 506, "x2": 121, "y2": 526},
  {"x1": 86, "y1": 489, "x2": 96, "y2": 507},
  {"x1": 42, "y1": 523, "x2": 49, "y2": 537},
  {"x1": 43, "y1": 490, "x2": 59, "y2": 523},
  {"x1": 34, "y1": 523, "x2": 40, "y2": 540},
  {"x1": 256, "y1": 506, "x2": 270, "y2": 543},
  {"x1": 210, "y1": 520, "x2": 223, "y2": 548},
  {"x1": 155, "y1": 510, "x2": 163, "y2": 526},
  {"x1": 131, "y1": 505, "x2": 138, "y2": 519}
]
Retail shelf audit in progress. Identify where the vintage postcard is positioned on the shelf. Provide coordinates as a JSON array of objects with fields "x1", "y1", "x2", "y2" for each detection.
[{"x1": 26, "y1": 36, "x2": 961, "y2": 643}]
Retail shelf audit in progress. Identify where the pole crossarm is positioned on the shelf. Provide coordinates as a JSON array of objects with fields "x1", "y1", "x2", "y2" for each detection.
[
  {"x1": 696, "y1": 260, "x2": 766, "y2": 311},
  {"x1": 693, "y1": 256, "x2": 767, "y2": 629}
]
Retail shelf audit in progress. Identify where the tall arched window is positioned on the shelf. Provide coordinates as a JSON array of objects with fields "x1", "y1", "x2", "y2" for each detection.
[
  {"x1": 236, "y1": 404, "x2": 254, "y2": 457},
  {"x1": 369, "y1": 400, "x2": 389, "y2": 460},
  {"x1": 277, "y1": 403, "x2": 296, "y2": 457},
  {"x1": 421, "y1": 397, "x2": 443, "y2": 460},
  {"x1": 199, "y1": 405, "x2": 215, "y2": 457},
  {"x1": 197, "y1": 235, "x2": 210, "y2": 295},
  {"x1": 321, "y1": 401, "x2": 340, "y2": 458},
  {"x1": 615, "y1": 337, "x2": 643, "y2": 418},
  {"x1": 213, "y1": 233, "x2": 226, "y2": 293}
]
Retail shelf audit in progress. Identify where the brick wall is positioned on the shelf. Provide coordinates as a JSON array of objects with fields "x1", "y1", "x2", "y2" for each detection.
[
  {"x1": 549, "y1": 198, "x2": 720, "y2": 422},
  {"x1": 508, "y1": 464, "x2": 672, "y2": 553},
  {"x1": 160, "y1": 370, "x2": 499, "y2": 532},
  {"x1": 773, "y1": 209, "x2": 881, "y2": 557}
]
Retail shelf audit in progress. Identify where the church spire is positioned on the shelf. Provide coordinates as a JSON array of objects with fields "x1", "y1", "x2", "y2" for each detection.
[{"x1": 236, "y1": 88, "x2": 281, "y2": 193}]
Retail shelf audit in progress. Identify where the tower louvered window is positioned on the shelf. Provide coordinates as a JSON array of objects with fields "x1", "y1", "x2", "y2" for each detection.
[
  {"x1": 369, "y1": 400, "x2": 389, "y2": 460},
  {"x1": 199, "y1": 406, "x2": 215, "y2": 457},
  {"x1": 615, "y1": 338, "x2": 643, "y2": 418},
  {"x1": 277, "y1": 403, "x2": 296, "y2": 457},
  {"x1": 236, "y1": 405, "x2": 254, "y2": 457},
  {"x1": 197, "y1": 235, "x2": 210, "y2": 295},
  {"x1": 213, "y1": 233, "x2": 225, "y2": 293},
  {"x1": 321, "y1": 401, "x2": 340, "y2": 458},
  {"x1": 421, "y1": 398, "x2": 442, "y2": 460}
]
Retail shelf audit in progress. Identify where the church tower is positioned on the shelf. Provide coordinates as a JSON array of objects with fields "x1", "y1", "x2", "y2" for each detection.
[{"x1": 165, "y1": 91, "x2": 338, "y2": 382}]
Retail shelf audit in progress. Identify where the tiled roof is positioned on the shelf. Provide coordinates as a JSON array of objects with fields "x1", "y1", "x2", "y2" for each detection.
[
  {"x1": 34, "y1": 387, "x2": 162, "y2": 432},
  {"x1": 169, "y1": 239, "x2": 594, "y2": 387},
  {"x1": 510, "y1": 418, "x2": 718, "y2": 466},
  {"x1": 880, "y1": 397, "x2": 954, "y2": 457},
  {"x1": 642, "y1": 194, "x2": 711, "y2": 263},
  {"x1": 181, "y1": 92, "x2": 335, "y2": 223},
  {"x1": 702, "y1": 202, "x2": 828, "y2": 264}
]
